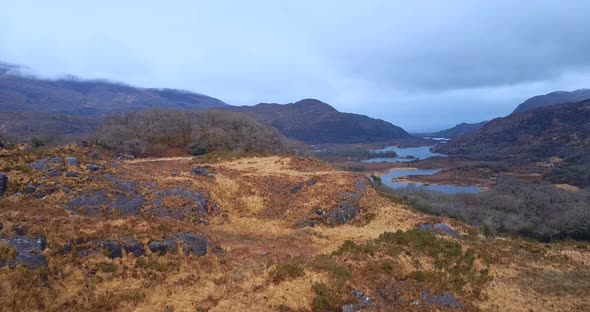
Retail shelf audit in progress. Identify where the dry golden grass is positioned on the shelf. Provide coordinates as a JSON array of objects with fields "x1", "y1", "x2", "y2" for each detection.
[{"x1": 0, "y1": 150, "x2": 589, "y2": 311}]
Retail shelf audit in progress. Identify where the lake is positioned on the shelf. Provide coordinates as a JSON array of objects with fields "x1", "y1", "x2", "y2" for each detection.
[
  {"x1": 363, "y1": 145, "x2": 446, "y2": 163},
  {"x1": 381, "y1": 168, "x2": 481, "y2": 194}
]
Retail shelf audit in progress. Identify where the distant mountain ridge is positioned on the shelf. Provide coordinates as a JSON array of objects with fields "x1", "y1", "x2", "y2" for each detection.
[
  {"x1": 512, "y1": 89, "x2": 590, "y2": 113},
  {"x1": 228, "y1": 99, "x2": 410, "y2": 144},
  {"x1": 0, "y1": 69, "x2": 228, "y2": 116},
  {"x1": 424, "y1": 121, "x2": 488, "y2": 139}
]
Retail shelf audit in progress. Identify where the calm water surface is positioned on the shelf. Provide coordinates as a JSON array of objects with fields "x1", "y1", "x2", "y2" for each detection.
[{"x1": 381, "y1": 169, "x2": 481, "y2": 194}]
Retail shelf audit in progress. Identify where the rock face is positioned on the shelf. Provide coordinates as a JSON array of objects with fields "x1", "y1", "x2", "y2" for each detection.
[
  {"x1": 329, "y1": 201, "x2": 360, "y2": 225},
  {"x1": 0, "y1": 236, "x2": 48, "y2": 269},
  {"x1": 0, "y1": 173, "x2": 7, "y2": 196},
  {"x1": 417, "y1": 223, "x2": 461, "y2": 239}
]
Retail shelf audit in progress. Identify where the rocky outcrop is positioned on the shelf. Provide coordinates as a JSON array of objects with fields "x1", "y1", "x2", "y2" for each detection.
[{"x1": 329, "y1": 201, "x2": 360, "y2": 225}]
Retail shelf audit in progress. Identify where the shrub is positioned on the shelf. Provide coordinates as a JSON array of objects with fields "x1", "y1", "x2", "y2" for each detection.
[
  {"x1": 31, "y1": 135, "x2": 47, "y2": 148},
  {"x1": 311, "y1": 281, "x2": 342, "y2": 312},
  {"x1": 270, "y1": 262, "x2": 305, "y2": 284},
  {"x1": 377, "y1": 178, "x2": 590, "y2": 241},
  {"x1": 96, "y1": 108, "x2": 301, "y2": 157}
]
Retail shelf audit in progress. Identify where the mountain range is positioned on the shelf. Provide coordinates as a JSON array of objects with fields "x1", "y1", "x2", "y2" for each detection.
[{"x1": 0, "y1": 63, "x2": 409, "y2": 144}]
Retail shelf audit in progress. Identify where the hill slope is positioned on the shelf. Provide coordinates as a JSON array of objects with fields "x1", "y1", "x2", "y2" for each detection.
[
  {"x1": 229, "y1": 99, "x2": 410, "y2": 144},
  {"x1": 438, "y1": 100, "x2": 590, "y2": 186},
  {"x1": 513, "y1": 89, "x2": 590, "y2": 113}
]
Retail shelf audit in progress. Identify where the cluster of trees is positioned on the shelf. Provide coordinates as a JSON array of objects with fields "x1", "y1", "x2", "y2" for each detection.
[
  {"x1": 96, "y1": 108, "x2": 301, "y2": 156},
  {"x1": 377, "y1": 178, "x2": 590, "y2": 242}
]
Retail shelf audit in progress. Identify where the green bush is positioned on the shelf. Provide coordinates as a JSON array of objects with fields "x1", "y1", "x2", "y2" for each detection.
[{"x1": 270, "y1": 262, "x2": 305, "y2": 284}]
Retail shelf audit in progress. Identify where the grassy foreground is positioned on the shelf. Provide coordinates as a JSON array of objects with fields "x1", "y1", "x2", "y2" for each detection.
[{"x1": 0, "y1": 145, "x2": 589, "y2": 311}]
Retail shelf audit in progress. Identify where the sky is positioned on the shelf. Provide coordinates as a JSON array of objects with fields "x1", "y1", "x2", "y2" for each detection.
[{"x1": 1, "y1": 1, "x2": 590, "y2": 132}]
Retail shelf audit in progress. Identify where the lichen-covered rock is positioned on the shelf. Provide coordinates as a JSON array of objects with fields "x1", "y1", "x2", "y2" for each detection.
[
  {"x1": 329, "y1": 201, "x2": 360, "y2": 225},
  {"x1": 49, "y1": 156, "x2": 63, "y2": 164},
  {"x1": 66, "y1": 175, "x2": 145, "y2": 216},
  {"x1": 14, "y1": 225, "x2": 26, "y2": 235},
  {"x1": 173, "y1": 232, "x2": 208, "y2": 256},
  {"x1": 0, "y1": 173, "x2": 7, "y2": 196},
  {"x1": 0, "y1": 236, "x2": 48, "y2": 269}
]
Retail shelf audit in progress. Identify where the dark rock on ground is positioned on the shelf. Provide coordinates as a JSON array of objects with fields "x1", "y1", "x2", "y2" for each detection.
[
  {"x1": 86, "y1": 164, "x2": 101, "y2": 171},
  {"x1": 329, "y1": 201, "x2": 360, "y2": 225},
  {"x1": 148, "y1": 239, "x2": 177, "y2": 255},
  {"x1": 290, "y1": 183, "x2": 304, "y2": 194},
  {"x1": 29, "y1": 159, "x2": 48, "y2": 171},
  {"x1": 173, "y1": 232, "x2": 208, "y2": 256},
  {"x1": 421, "y1": 290, "x2": 463, "y2": 308},
  {"x1": 0, "y1": 235, "x2": 48, "y2": 269},
  {"x1": 0, "y1": 173, "x2": 7, "y2": 196},
  {"x1": 47, "y1": 170, "x2": 63, "y2": 177},
  {"x1": 49, "y1": 156, "x2": 63, "y2": 164},
  {"x1": 65, "y1": 171, "x2": 80, "y2": 177},
  {"x1": 192, "y1": 166, "x2": 212, "y2": 177},
  {"x1": 89, "y1": 150, "x2": 100, "y2": 159},
  {"x1": 100, "y1": 241, "x2": 123, "y2": 259},
  {"x1": 65, "y1": 157, "x2": 79, "y2": 166},
  {"x1": 0, "y1": 222, "x2": 3, "y2": 230},
  {"x1": 62, "y1": 242, "x2": 73, "y2": 254},
  {"x1": 24, "y1": 181, "x2": 36, "y2": 194},
  {"x1": 122, "y1": 238, "x2": 145, "y2": 257},
  {"x1": 306, "y1": 178, "x2": 318, "y2": 186},
  {"x1": 417, "y1": 223, "x2": 461, "y2": 239},
  {"x1": 14, "y1": 225, "x2": 26, "y2": 235},
  {"x1": 63, "y1": 187, "x2": 71, "y2": 194}
]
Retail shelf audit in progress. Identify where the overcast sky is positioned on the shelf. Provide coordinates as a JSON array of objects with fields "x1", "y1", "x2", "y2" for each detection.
[{"x1": 2, "y1": 1, "x2": 590, "y2": 132}]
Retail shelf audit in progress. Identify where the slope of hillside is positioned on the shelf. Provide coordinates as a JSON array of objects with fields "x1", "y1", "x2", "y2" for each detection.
[
  {"x1": 424, "y1": 121, "x2": 487, "y2": 139},
  {"x1": 513, "y1": 89, "x2": 590, "y2": 113},
  {"x1": 230, "y1": 99, "x2": 411, "y2": 144},
  {"x1": 438, "y1": 100, "x2": 590, "y2": 187},
  {"x1": 0, "y1": 71, "x2": 228, "y2": 116}
]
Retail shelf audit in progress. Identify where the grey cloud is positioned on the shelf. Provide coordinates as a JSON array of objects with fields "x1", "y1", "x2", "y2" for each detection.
[{"x1": 1, "y1": 0, "x2": 590, "y2": 131}]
